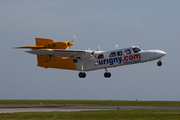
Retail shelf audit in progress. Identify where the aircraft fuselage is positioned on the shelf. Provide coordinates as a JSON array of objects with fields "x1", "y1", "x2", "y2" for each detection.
[{"x1": 75, "y1": 46, "x2": 166, "y2": 71}]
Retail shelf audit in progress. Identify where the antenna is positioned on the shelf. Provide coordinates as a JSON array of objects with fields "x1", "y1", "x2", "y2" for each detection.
[
  {"x1": 130, "y1": 42, "x2": 134, "y2": 46},
  {"x1": 96, "y1": 46, "x2": 101, "y2": 51}
]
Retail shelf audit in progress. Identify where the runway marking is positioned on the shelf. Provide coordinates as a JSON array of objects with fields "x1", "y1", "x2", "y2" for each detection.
[
  {"x1": 1, "y1": 106, "x2": 180, "y2": 113},
  {"x1": 0, "y1": 108, "x2": 101, "y2": 113}
]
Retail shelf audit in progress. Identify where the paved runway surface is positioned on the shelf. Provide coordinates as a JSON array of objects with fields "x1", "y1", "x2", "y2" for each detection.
[{"x1": 0, "y1": 106, "x2": 180, "y2": 113}]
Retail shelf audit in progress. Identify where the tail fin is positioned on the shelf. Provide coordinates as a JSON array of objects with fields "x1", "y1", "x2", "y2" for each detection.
[
  {"x1": 35, "y1": 38, "x2": 63, "y2": 66},
  {"x1": 36, "y1": 38, "x2": 55, "y2": 46},
  {"x1": 15, "y1": 37, "x2": 72, "y2": 68},
  {"x1": 14, "y1": 38, "x2": 55, "y2": 50}
]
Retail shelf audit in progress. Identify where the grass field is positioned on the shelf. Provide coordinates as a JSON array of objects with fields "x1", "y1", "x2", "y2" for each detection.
[
  {"x1": 1, "y1": 100, "x2": 180, "y2": 120},
  {"x1": 0, "y1": 110, "x2": 180, "y2": 120},
  {"x1": 0, "y1": 100, "x2": 180, "y2": 107}
]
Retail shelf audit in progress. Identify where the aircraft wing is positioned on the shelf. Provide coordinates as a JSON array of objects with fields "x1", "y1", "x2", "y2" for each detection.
[{"x1": 25, "y1": 49, "x2": 87, "y2": 57}]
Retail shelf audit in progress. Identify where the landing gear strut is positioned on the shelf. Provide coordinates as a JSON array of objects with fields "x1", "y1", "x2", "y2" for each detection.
[
  {"x1": 79, "y1": 60, "x2": 86, "y2": 78},
  {"x1": 79, "y1": 72, "x2": 86, "y2": 78},
  {"x1": 104, "y1": 68, "x2": 111, "y2": 78},
  {"x1": 157, "y1": 60, "x2": 162, "y2": 66}
]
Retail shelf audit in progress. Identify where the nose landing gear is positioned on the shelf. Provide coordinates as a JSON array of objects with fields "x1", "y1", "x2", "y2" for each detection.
[{"x1": 157, "y1": 60, "x2": 162, "y2": 66}]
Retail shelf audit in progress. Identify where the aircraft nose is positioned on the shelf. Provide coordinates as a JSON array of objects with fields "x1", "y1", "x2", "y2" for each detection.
[{"x1": 156, "y1": 50, "x2": 166, "y2": 58}]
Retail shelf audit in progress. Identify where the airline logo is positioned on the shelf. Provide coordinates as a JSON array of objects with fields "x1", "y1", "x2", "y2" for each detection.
[
  {"x1": 122, "y1": 54, "x2": 141, "y2": 64},
  {"x1": 94, "y1": 54, "x2": 141, "y2": 66}
]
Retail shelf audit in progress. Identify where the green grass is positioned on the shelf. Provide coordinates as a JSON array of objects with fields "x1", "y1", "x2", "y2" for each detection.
[
  {"x1": 0, "y1": 100, "x2": 180, "y2": 107},
  {"x1": 0, "y1": 110, "x2": 180, "y2": 120}
]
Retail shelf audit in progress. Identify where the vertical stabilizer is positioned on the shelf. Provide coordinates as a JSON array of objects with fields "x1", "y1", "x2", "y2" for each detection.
[
  {"x1": 35, "y1": 38, "x2": 55, "y2": 66},
  {"x1": 36, "y1": 38, "x2": 55, "y2": 46}
]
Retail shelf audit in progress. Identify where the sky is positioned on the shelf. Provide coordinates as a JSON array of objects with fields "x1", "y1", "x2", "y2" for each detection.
[{"x1": 0, "y1": 0, "x2": 180, "y2": 101}]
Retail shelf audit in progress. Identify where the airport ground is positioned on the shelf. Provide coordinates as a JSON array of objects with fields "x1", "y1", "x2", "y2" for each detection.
[
  {"x1": 0, "y1": 100, "x2": 180, "y2": 120},
  {"x1": 1, "y1": 100, "x2": 180, "y2": 107}
]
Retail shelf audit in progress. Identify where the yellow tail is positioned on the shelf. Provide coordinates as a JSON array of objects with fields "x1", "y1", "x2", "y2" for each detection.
[
  {"x1": 15, "y1": 37, "x2": 77, "y2": 70},
  {"x1": 35, "y1": 38, "x2": 77, "y2": 70},
  {"x1": 36, "y1": 38, "x2": 55, "y2": 46},
  {"x1": 35, "y1": 38, "x2": 63, "y2": 66}
]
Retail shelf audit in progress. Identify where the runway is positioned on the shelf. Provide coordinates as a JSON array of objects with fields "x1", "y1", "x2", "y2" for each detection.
[{"x1": 0, "y1": 106, "x2": 180, "y2": 113}]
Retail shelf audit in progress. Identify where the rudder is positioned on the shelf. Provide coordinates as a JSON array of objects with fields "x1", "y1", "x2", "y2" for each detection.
[
  {"x1": 36, "y1": 38, "x2": 55, "y2": 46},
  {"x1": 35, "y1": 38, "x2": 55, "y2": 66}
]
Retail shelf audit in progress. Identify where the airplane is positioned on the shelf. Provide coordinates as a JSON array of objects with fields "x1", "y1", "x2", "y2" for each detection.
[{"x1": 15, "y1": 36, "x2": 166, "y2": 78}]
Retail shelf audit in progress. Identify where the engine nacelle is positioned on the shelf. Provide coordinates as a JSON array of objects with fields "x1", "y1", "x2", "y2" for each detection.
[{"x1": 80, "y1": 52, "x2": 94, "y2": 62}]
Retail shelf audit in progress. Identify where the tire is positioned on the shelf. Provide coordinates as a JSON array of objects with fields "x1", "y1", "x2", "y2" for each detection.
[
  {"x1": 157, "y1": 61, "x2": 162, "y2": 66},
  {"x1": 79, "y1": 72, "x2": 86, "y2": 78},
  {"x1": 104, "y1": 72, "x2": 111, "y2": 78}
]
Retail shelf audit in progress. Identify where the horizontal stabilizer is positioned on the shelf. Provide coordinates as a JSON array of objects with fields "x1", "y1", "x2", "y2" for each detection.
[
  {"x1": 14, "y1": 46, "x2": 44, "y2": 49},
  {"x1": 25, "y1": 49, "x2": 86, "y2": 57}
]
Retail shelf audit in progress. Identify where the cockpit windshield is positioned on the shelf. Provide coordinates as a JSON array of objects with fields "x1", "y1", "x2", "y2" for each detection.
[{"x1": 133, "y1": 47, "x2": 142, "y2": 53}]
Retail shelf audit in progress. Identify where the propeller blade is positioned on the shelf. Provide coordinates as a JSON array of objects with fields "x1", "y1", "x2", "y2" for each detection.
[
  {"x1": 66, "y1": 35, "x2": 76, "y2": 50},
  {"x1": 71, "y1": 35, "x2": 76, "y2": 43}
]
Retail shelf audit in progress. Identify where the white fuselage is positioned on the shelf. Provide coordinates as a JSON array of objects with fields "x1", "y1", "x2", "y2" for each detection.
[{"x1": 75, "y1": 46, "x2": 166, "y2": 71}]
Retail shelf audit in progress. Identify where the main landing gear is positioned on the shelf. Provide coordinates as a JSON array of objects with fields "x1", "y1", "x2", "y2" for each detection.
[
  {"x1": 104, "y1": 72, "x2": 111, "y2": 78},
  {"x1": 79, "y1": 61, "x2": 86, "y2": 78},
  {"x1": 79, "y1": 72, "x2": 111, "y2": 78},
  {"x1": 104, "y1": 68, "x2": 111, "y2": 78},
  {"x1": 157, "y1": 60, "x2": 162, "y2": 66},
  {"x1": 79, "y1": 72, "x2": 86, "y2": 78}
]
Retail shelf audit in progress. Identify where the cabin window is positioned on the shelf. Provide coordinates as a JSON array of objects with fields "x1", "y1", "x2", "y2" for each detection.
[
  {"x1": 117, "y1": 51, "x2": 122, "y2": 56},
  {"x1": 124, "y1": 49, "x2": 131, "y2": 55},
  {"x1": 133, "y1": 47, "x2": 142, "y2": 53},
  {"x1": 109, "y1": 52, "x2": 116, "y2": 57},
  {"x1": 98, "y1": 54, "x2": 104, "y2": 59},
  {"x1": 73, "y1": 59, "x2": 78, "y2": 63}
]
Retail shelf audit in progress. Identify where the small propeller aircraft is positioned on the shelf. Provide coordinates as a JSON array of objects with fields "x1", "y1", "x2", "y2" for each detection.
[{"x1": 15, "y1": 36, "x2": 166, "y2": 78}]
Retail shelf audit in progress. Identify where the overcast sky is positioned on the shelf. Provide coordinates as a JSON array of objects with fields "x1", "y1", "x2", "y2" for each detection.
[{"x1": 0, "y1": 0, "x2": 180, "y2": 100}]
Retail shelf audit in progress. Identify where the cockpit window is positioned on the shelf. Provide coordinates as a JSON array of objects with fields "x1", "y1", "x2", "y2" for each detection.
[
  {"x1": 133, "y1": 47, "x2": 142, "y2": 53},
  {"x1": 109, "y1": 52, "x2": 116, "y2": 57},
  {"x1": 124, "y1": 49, "x2": 131, "y2": 55},
  {"x1": 98, "y1": 54, "x2": 104, "y2": 59}
]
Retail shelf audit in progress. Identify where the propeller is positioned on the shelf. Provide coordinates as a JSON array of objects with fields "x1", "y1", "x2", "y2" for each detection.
[
  {"x1": 71, "y1": 35, "x2": 76, "y2": 43},
  {"x1": 66, "y1": 35, "x2": 76, "y2": 50}
]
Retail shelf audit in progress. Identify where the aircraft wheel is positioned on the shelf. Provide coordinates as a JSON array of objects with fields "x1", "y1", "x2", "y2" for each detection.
[
  {"x1": 104, "y1": 72, "x2": 107, "y2": 78},
  {"x1": 157, "y1": 60, "x2": 162, "y2": 66},
  {"x1": 104, "y1": 72, "x2": 111, "y2": 78},
  {"x1": 83, "y1": 72, "x2": 86, "y2": 78},
  {"x1": 79, "y1": 72, "x2": 86, "y2": 78}
]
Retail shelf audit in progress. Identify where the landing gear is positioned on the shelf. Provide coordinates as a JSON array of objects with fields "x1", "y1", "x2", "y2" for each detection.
[
  {"x1": 104, "y1": 72, "x2": 111, "y2": 78},
  {"x1": 104, "y1": 68, "x2": 111, "y2": 78},
  {"x1": 79, "y1": 72, "x2": 86, "y2": 78},
  {"x1": 79, "y1": 60, "x2": 86, "y2": 78},
  {"x1": 157, "y1": 60, "x2": 162, "y2": 66}
]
